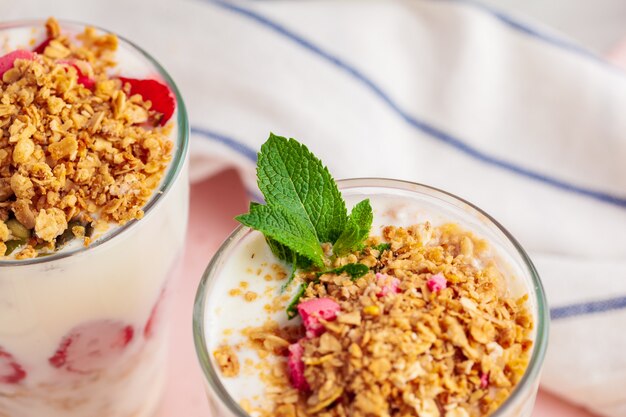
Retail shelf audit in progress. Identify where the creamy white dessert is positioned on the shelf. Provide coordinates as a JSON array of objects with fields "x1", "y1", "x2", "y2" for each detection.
[
  {"x1": 0, "y1": 19, "x2": 188, "y2": 417},
  {"x1": 0, "y1": 170, "x2": 188, "y2": 417},
  {"x1": 196, "y1": 182, "x2": 546, "y2": 417}
]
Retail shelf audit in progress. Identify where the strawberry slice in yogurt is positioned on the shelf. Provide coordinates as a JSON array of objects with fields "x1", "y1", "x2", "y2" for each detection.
[
  {"x1": 33, "y1": 37, "x2": 52, "y2": 54},
  {"x1": 119, "y1": 77, "x2": 175, "y2": 126},
  {"x1": 0, "y1": 347, "x2": 26, "y2": 384},
  {"x1": 0, "y1": 50, "x2": 35, "y2": 78},
  {"x1": 63, "y1": 61, "x2": 95, "y2": 89},
  {"x1": 144, "y1": 290, "x2": 166, "y2": 339},
  {"x1": 49, "y1": 320, "x2": 134, "y2": 374}
]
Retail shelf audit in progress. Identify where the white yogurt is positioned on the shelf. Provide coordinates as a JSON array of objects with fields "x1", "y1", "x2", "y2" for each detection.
[
  {"x1": 198, "y1": 182, "x2": 543, "y2": 417},
  {"x1": 0, "y1": 22, "x2": 189, "y2": 417}
]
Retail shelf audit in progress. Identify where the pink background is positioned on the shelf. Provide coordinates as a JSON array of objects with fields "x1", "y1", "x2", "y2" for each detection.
[{"x1": 155, "y1": 41, "x2": 626, "y2": 417}]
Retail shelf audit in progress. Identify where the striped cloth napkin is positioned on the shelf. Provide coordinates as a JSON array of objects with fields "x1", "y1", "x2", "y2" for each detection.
[{"x1": 5, "y1": 0, "x2": 626, "y2": 415}]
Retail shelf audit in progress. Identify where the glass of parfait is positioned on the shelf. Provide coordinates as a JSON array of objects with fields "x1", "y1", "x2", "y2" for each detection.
[
  {"x1": 0, "y1": 19, "x2": 189, "y2": 417},
  {"x1": 193, "y1": 178, "x2": 549, "y2": 417}
]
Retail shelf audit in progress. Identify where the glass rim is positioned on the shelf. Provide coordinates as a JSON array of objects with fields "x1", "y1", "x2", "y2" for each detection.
[
  {"x1": 193, "y1": 177, "x2": 550, "y2": 417},
  {"x1": 0, "y1": 18, "x2": 190, "y2": 266}
]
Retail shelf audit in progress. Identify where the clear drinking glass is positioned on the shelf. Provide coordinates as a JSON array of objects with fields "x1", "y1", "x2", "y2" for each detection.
[
  {"x1": 0, "y1": 20, "x2": 189, "y2": 417},
  {"x1": 193, "y1": 178, "x2": 549, "y2": 417}
]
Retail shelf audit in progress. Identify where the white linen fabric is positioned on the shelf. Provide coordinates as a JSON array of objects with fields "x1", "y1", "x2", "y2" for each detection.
[{"x1": 3, "y1": 0, "x2": 626, "y2": 415}]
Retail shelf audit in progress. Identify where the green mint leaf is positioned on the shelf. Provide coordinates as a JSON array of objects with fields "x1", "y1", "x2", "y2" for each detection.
[
  {"x1": 371, "y1": 243, "x2": 391, "y2": 253},
  {"x1": 331, "y1": 221, "x2": 359, "y2": 256},
  {"x1": 281, "y1": 267, "x2": 297, "y2": 294},
  {"x1": 257, "y1": 133, "x2": 347, "y2": 243},
  {"x1": 265, "y1": 236, "x2": 294, "y2": 263},
  {"x1": 317, "y1": 263, "x2": 370, "y2": 281},
  {"x1": 286, "y1": 282, "x2": 308, "y2": 319},
  {"x1": 332, "y1": 199, "x2": 373, "y2": 255},
  {"x1": 266, "y1": 237, "x2": 312, "y2": 270},
  {"x1": 4, "y1": 239, "x2": 25, "y2": 256},
  {"x1": 236, "y1": 204, "x2": 324, "y2": 268}
]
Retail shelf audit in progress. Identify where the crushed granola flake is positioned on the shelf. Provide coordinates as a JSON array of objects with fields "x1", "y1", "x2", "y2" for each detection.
[{"x1": 214, "y1": 345, "x2": 240, "y2": 378}]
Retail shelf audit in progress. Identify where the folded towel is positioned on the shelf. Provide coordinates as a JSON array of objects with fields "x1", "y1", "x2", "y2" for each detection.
[{"x1": 5, "y1": 0, "x2": 626, "y2": 415}]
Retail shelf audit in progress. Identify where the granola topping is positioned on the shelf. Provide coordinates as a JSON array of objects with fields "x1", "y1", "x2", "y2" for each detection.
[
  {"x1": 214, "y1": 223, "x2": 534, "y2": 417},
  {"x1": 0, "y1": 18, "x2": 175, "y2": 259}
]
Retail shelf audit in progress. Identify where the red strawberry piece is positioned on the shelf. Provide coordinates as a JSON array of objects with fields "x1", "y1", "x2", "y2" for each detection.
[
  {"x1": 49, "y1": 320, "x2": 134, "y2": 374},
  {"x1": 0, "y1": 50, "x2": 35, "y2": 79},
  {"x1": 33, "y1": 37, "x2": 52, "y2": 54},
  {"x1": 375, "y1": 272, "x2": 401, "y2": 297},
  {"x1": 58, "y1": 60, "x2": 95, "y2": 89},
  {"x1": 119, "y1": 77, "x2": 175, "y2": 126},
  {"x1": 480, "y1": 371, "x2": 490, "y2": 389},
  {"x1": 297, "y1": 297, "x2": 341, "y2": 339},
  {"x1": 76, "y1": 71, "x2": 95, "y2": 89},
  {"x1": 0, "y1": 347, "x2": 26, "y2": 384},
  {"x1": 144, "y1": 290, "x2": 166, "y2": 339},
  {"x1": 287, "y1": 342, "x2": 309, "y2": 391},
  {"x1": 427, "y1": 273, "x2": 447, "y2": 293}
]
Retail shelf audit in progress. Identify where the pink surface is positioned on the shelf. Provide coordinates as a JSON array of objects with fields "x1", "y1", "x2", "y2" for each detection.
[
  {"x1": 155, "y1": 169, "x2": 600, "y2": 417},
  {"x1": 609, "y1": 38, "x2": 626, "y2": 69}
]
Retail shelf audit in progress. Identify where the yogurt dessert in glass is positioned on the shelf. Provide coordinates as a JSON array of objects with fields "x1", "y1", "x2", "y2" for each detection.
[
  {"x1": 194, "y1": 137, "x2": 548, "y2": 417},
  {"x1": 0, "y1": 19, "x2": 189, "y2": 417}
]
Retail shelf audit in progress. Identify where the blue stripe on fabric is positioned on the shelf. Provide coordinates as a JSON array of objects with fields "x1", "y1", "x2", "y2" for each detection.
[
  {"x1": 246, "y1": 190, "x2": 263, "y2": 203},
  {"x1": 190, "y1": 125, "x2": 264, "y2": 202},
  {"x1": 551, "y1": 296, "x2": 626, "y2": 320},
  {"x1": 446, "y1": 0, "x2": 619, "y2": 70},
  {"x1": 190, "y1": 126, "x2": 258, "y2": 163},
  {"x1": 203, "y1": 0, "x2": 626, "y2": 209}
]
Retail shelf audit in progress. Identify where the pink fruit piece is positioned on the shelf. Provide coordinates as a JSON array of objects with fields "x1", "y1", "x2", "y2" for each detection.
[
  {"x1": 58, "y1": 60, "x2": 95, "y2": 89},
  {"x1": 0, "y1": 50, "x2": 35, "y2": 79},
  {"x1": 144, "y1": 290, "x2": 166, "y2": 339},
  {"x1": 376, "y1": 272, "x2": 401, "y2": 297},
  {"x1": 33, "y1": 37, "x2": 52, "y2": 54},
  {"x1": 287, "y1": 342, "x2": 309, "y2": 391},
  {"x1": 427, "y1": 273, "x2": 447, "y2": 293},
  {"x1": 297, "y1": 297, "x2": 341, "y2": 339},
  {"x1": 49, "y1": 320, "x2": 134, "y2": 374},
  {"x1": 0, "y1": 347, "x2": 26, "y2": 384},
  {"x1": 119, "y1": 77, "x2": 175, "y2": 126},
  {"x1": 480, "y1": 371, "x2": 490, "y2": 389},
  {"x1": 76, "y1": 71, "x2": 95, "y2": 89}
]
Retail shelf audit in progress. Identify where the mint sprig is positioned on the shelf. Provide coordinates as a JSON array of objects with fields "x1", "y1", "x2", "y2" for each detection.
[
  {"x1": 236, "y1": 134, "x2": 373, "y2": 266},
  {"x1": 235, "y1": 134, "x2": 374, "y2": 315}
]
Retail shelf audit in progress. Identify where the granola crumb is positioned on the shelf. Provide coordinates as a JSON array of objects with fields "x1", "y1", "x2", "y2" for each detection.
[
  {"x1": 244, "y1": 291, "x2": 258, "y2": 302},
  {"x1": 34, "y1": 208, "x2": 67, "y2": 242},
  {"x1": 213, "y1": 345, "x2": 240, "y2": 378}
]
